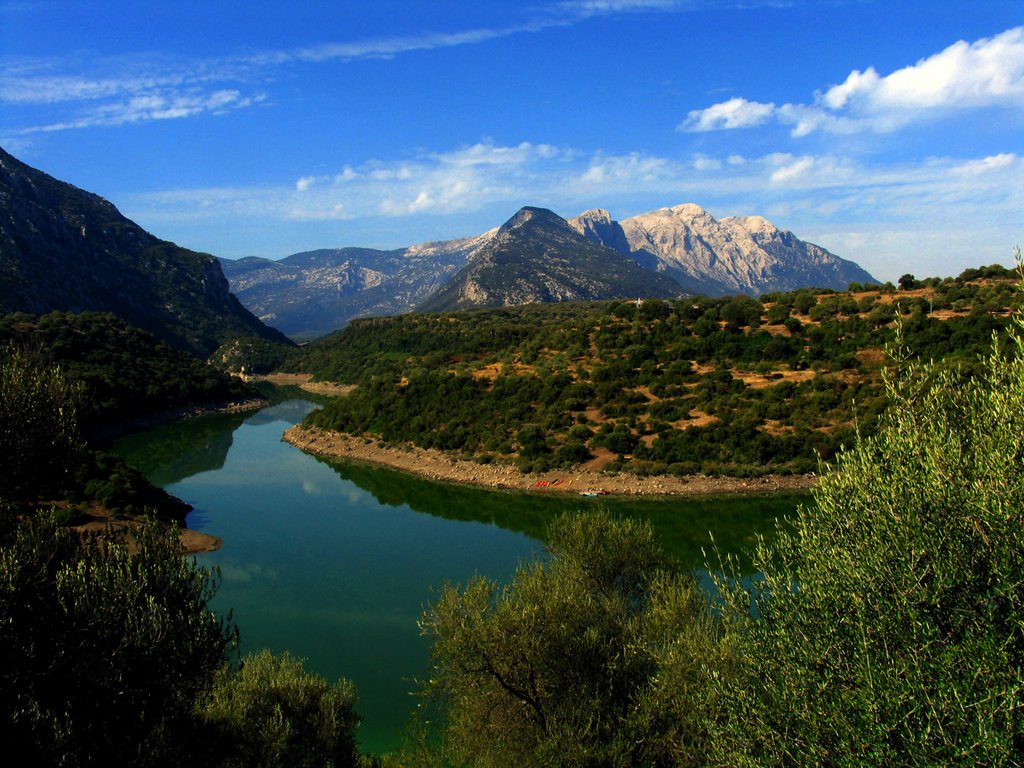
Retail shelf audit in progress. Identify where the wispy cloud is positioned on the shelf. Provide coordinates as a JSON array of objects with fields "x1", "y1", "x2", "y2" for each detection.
[
  {"x1": 682, "y1": 26, "x2": 1024, "y2": 136},
  {"x1": 127, "y1": 140, "x2": 1023, "y2": 271},
  {"x1": 0, "y1": 1, "x2": 695, "y2": 137}
]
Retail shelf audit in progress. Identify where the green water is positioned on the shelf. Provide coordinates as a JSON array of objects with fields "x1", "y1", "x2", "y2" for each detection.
[{"x1": 113, "y1": 395, "x2": 806, "y2": 754}]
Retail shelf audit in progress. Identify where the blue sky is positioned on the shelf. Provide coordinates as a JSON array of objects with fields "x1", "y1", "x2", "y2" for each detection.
[{"x1": 2, "y1": 0, "x2": 1022, "y2": 281}]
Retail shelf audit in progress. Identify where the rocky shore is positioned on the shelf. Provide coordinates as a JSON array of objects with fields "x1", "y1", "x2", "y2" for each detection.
[{"x1": 283, "y1": 424, "x2": 816, "y2": 497}]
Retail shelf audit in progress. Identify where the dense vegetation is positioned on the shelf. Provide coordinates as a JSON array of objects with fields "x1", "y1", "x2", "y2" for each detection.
[
  {"x1": 386, "y1": 283, "x2": 1024, "y2": 766},
  {"x1": 0, "y1": 347, "x2": 189, "y2": 520},
  {"x1": 3, "y1": 262, "x2": 1021, "y2": 765},
  {"x1": 0, "y1": 311, "x2": 257, "y2": 432},
  {"x1": 0, "y1": 350, "x2": 368, "y2": 767},
  {"x1": 293, "y1": 265, "x2": 1020, "y2": 477}
]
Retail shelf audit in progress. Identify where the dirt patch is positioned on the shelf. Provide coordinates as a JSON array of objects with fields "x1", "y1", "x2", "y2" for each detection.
[
  {"x1": 70, "y1": 506, "x2": 221, "y2": 555},
  {"x1": 675, "y1": 410, "x2": 719, "y2": 429},
  {"x1": 580, "y1": 446, "x2": 617, "y2": 471},
  {"x1": 250, "y1": 373, "x2": 355, "y2": 397},
  {"x1": 468, "y1": 361, "x2": 536, "y2": 381},
  {"x1": 732, "y1": 369, "x2": 816, "y2": 389},
  {"x1": 283, "y1": 425, "x2": 814, "y2": 497}
]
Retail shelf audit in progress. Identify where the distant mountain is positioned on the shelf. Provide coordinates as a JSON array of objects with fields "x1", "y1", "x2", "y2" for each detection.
[
  {"x1": 417, "y1": 207, "x2": 682, "y2": 312},
  {"x1": 220, "y1": 202, "x2": 877, "y2": 338},
  {"x1": 0, "y1": 147, "x2": 291, "y2": 359},
  {"x1": 569, "y1": 204, "x2": 875, "y2": 296},
  {"x1": 220, "y1": 232, "x2": 494, "y2": 339}
]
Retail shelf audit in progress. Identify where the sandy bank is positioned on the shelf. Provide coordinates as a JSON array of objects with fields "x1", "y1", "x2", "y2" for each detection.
[
  {"x1": 283, "y1": 425, "x2": 816, "y2": 497},
  {"x1": 247, "y1": 372, "x2": 356, "y2": 397},
  {"x1": 72, "y1": 509, "x2": 222, "y2": 555}
]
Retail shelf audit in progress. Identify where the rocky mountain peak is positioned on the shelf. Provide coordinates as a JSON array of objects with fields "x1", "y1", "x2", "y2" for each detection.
[
  {"x1": 567, "y1": 208, "x2": 631, "y2": 256},
  {"x1": 573, "y1": 208, "x2": 614, "y2": 226},
  {"x1": 499, "y1": 206, "x2": 570, "y2": 234},
  {"x1": 667, "y1": 203, "x2": 713, "y2": 221},
  {"x1": 725, "y1": 214, "x2": 780, "y2": 240}
]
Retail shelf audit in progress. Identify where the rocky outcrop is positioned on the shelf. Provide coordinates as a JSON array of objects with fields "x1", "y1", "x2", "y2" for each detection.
[
  {"x1": 417, "y1": 207, "x2": 682, "y2": 312},
  {"x1": 570, "y1": 203, "x2": 875, "y2": 296}
]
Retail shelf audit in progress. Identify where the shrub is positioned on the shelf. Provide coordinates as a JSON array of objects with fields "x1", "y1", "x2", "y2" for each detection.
[
  {"x1": 197, "y1": 650, "x2": 362, "y2": 768},
  {"x1": 710, "y1": 292, "x2": 1024, "y2": 765},
  {"x1": 417, "y1": 511, "x2": 725, "y2": 767}
]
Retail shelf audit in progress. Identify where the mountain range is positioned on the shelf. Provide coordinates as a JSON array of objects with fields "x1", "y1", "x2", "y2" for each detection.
[
  {"x1": 0, "y1": 147, "x2": 290, "y2": 359},
  {"x1": 222, "y1": 203, "x2": 875, "y2": 338}
]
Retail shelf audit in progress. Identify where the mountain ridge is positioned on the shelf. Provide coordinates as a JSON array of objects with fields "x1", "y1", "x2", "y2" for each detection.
[
  {"x1": 569, "y1": 203, "x2": 874, "y2": 296},
  {"x1": 0, "y1": 147, "x2": 291, "y2": 359},
  {"x1": 416, "y1": 207, "x2": 682, "y2": 313},
  {"x1": 223, "y1": 203, "x2": 876, "y2": 338}
]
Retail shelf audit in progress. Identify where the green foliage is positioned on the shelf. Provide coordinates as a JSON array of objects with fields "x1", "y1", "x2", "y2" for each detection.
[
  {"x1": 417, "y1": 510, "x2": 726, "y2": 767},
  {"x1": 0, "y1": 347, "x2": 84, "y2": 499},
  {"x1": 197, "y1": 649, "x2": 362, "y2": 768},
  {"x1": 0, "y1": 514, "x2": 237, "y2": 767},
  {"x1": 0, "y1": 347, "x2": 190, "y2": 519},
  {"x1": 709, "y1": 307, "x2": 1024, "y2": 765},
  {"x1": 292, "y1": 269, "x2": 1021, "y2": 477},
  {"x1": 0, "y1": 312, "x2": 255, "y2": 430}
]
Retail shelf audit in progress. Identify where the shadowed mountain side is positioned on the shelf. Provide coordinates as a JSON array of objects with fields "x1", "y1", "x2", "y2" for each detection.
[
  {"x1": 417, "y1": 207, "x2": 682, "y2": 312},
  {"x1": 0, "y1": 147, "x2": 292, "y2": 358}
]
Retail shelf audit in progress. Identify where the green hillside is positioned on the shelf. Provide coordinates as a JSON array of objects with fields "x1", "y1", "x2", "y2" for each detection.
[{"x1": 291, "y1": 264, "x2": 1021, "y2": 477}]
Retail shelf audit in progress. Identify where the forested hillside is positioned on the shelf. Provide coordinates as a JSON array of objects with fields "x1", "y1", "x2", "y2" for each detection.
[
  {"x1": 0, "y1": 147, "x2": 294, "y2": 365},
  {"x1": 0, "y1": 312, "x2": 256, "y2": 433},
  {"x1": 291, "y1": 265, "x2": 1020, "y2": 477}
]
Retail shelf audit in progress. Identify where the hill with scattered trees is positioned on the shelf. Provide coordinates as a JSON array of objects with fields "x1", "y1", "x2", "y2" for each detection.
[{"x1": 289, "y1": 264, "x2": 1021, "y2": 478}]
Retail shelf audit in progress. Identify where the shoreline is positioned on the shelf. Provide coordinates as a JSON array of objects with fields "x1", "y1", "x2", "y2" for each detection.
[
  {"x1": 283, "y1": 425, "x2": 816, "y2": 497},
  {"x1": 245, "y1": 372, "x2": 356, "y2": 397},
  {"x1": 88, "y1": 397, "x2": 270, "y2": 446},
  {"x1": 71, "y1": 507, "x2": 223, "y2": 555}
]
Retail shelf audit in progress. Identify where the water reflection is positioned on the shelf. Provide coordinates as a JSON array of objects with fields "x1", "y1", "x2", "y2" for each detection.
[
  {"x1": 113, "y1": 392, "x2": 804, "y2": 753},
  {"x1": 322, "y1": 454, "x2": 805, "y2": 572}
]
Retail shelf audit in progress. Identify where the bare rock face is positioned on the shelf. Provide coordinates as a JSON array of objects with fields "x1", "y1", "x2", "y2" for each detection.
[
  {"x1": 574, "y1": 203, "x2": 875, "y2": 296},
  {"x1": 416, "y1": 207, "x2": 682, "y2": 313},
  {"x1": 220, "y1": 230, "x2": 497, "y2": 338}
]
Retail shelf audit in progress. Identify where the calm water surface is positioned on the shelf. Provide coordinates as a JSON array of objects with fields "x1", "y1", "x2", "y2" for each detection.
[{"x1": 114, "y1": 393, "x2": 805, "y2": 753}]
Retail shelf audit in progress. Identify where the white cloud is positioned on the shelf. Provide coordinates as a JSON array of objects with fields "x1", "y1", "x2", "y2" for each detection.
[
  {"x1": 693, "y1": 155, "x2": 722, "y2": 171},
  {"x1": 953, "y1": 152, "x2": 1018, "y2": 175},
  {"x1": 123, "y1": 138, "x2": 1023, "y2": 280},
  {"x1": 685, "y1": 26, "x2": 1024, "y2": 136},
  {"x1": 680, "y1": 97, "x2": 776, "y2": 131},
  {"x1": 559, "y1": 0, "x2": 682, "y2": 15}
]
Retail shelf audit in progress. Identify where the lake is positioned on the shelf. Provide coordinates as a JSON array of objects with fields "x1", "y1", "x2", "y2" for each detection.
[{"x1": 113, "y1": 392, "x2": 806, "y2": 754}]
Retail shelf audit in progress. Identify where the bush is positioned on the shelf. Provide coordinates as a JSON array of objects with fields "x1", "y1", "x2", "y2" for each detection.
[
  {"x1": 710, "y1": 298, "x2": 1024, "y2": 765},
  {"x1": 0, "y1": 514, "x2": 237, "y2": 766},
  {"x1": 417, "y1": 511, "x2": 726, "y2": 767},
  {"x1": 197, "y1": 650, "x2": 362, "y2": 768}
]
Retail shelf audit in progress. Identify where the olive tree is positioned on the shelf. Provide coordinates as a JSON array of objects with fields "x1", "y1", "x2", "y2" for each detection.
[
  {"x1": 0, "y1": 514, "x2": 237, "y2": 766},
  {"x1": 416, "y1": 510, "x2": 728, "y2": 768},
  {"x1": 710, "y1": 284, "x2": 1024, "y2": 765},
  {"x1": 0, "y1": 348, "x2": 83, "y2": 501},
  {"x1": 196, "y1": 649, "x2": 363, "y2": 768}
]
